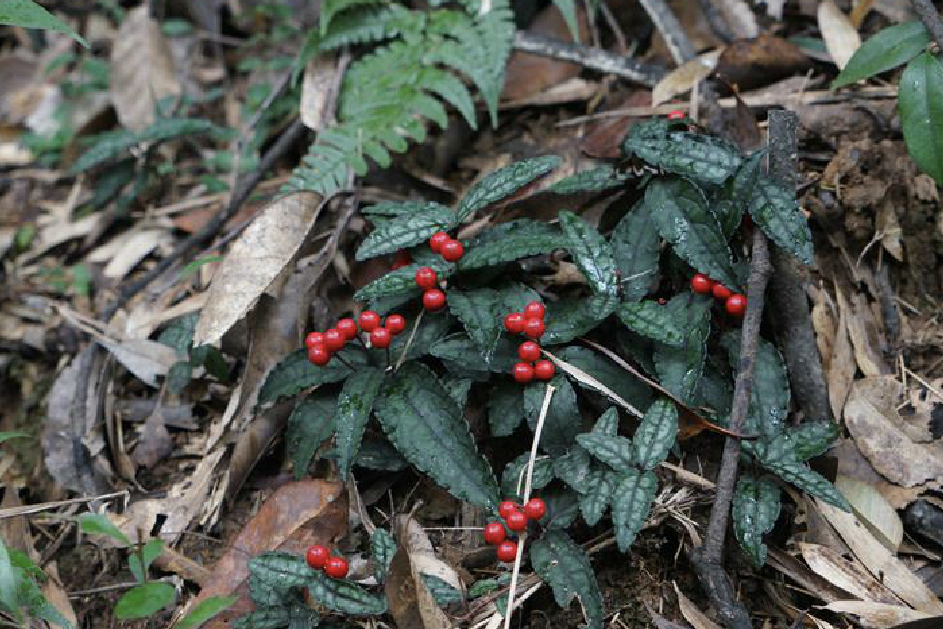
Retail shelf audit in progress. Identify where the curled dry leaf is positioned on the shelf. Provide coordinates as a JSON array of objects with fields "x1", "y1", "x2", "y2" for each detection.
[
  {"x1": 191, "y1": 479, "x2": 347, "y2": 629},
  {"x1": 193, "y1": 192, "x2": 325, "y2": 346},
  {"x1": 301, "y1": 52, "x2": 340, "y2": 131},
  {"x1": 109, "y1": 6, "x2": 182, "y2": 131},
  {"x1": 673, "y1": 582, "x2": 721, "y2": 629},
  {"x1": 652, "y1": 49, "x2": 723, "y2": 107},
  {"x1": 821, "y1": 601, "x2": 935, "y2": 629},
  {"x1": 800, "y1": 542, "x2": 901, "y2": 605},
  {"x1": 100, "y1": 338, "x2": 178, "y2": 387},
  {"x1": 714, "y1": 34, "x2": 811, "y2": 92},
  {"x1": 817, "y1": 0, "x2": 861, "y2": 70}
]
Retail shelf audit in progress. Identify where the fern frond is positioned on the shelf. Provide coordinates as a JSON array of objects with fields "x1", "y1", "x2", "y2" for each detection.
[{"x1": 321, "y1": 0, "x2": 386, "y2": 33}]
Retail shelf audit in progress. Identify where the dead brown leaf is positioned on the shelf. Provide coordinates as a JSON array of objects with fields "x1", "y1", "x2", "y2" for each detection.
[
  {"x1": 192, "y1": 479, "x2": 347, "y2": 629},
  {"x1": 109, "y1": 6, "x2": 182, "y2": 131},
  {"x1": 828, "y1": 300, "x2": 856, "y2": 420},
  {"x1": 652, "y1": 49, "x2": 723, "y2": 107},
  {"x1": 835, "y1": 476, "x2": 903, "y2": 552},
  {"x1": 800, "y1": 542, "x2": 901, "y2": 604},
  {"x1": 714, "y1": 34, "x2": 811, "y2": 92},
  {"x1": 301, "y1": 52, "x2": 340, "y2": 131},
  {"x1": 817, "y1": 0, "x2": 861, "y2": 70},
  {"x1": 193, "y1": 192, "x2": 325, "y2": 347},
  {"x1": 821, "y1": 601, "x2": 934, "y2": 629}
]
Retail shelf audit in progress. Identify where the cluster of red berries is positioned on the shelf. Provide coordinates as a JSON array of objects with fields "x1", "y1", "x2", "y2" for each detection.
[
  {"x1": 482, "y1": 498, "x2": 547, "y2": 562},
  {"x1": 690, "y1": 273, "x2": 747, "y2": 316},
  {"x1": 667, "y1": 109, "x2": 685, "y2": 120},
  {"x1": 411, "y1": 230, "x2": 467, "y2": 312},
  {"x1": 305, "y1": 545, "x2": 349, "y2": 579},
  {"x1": 504, "y1": 301, "x2": 554, "y2": 383},
  {"x1": 305, "y1": 311, "x2": 406, "y2": 365}
]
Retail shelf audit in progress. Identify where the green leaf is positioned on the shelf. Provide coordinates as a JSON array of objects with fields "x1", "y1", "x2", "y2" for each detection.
[
  {"x1": 443, "y1": 375, "x2": 473, "y2": 409},
  {"x1": 732, "y1": 476, "x2": 781, "y2": 568},
  {"x1": 734, "y1": 152, "x2": 813, "y2": 265},
  {"x1": 166, "y1": 361, "x2": 192, "y2": 394},
  {"x1": 487, "y1": 381, "x2": 525, "y2": 437},
  {"x1": 287, "y1": 393, "x2": 338, "y2": 479},
  {"x1": 457, "y1": 220, "x2": 566, "y2": 271},
  {"x1": 258, "y1": 347, "x2": 370, "y2": 406},
  {"x1": 900, "y1": 51, "x2": 943, "y2": 184},
  {"x1": 176, "y1": 595, "x2": 238, "y2": 629},
  {"x1": 610, "y1": 199, "x2": 660, "y2": 302},
  {"x1": 232, "y1": 606, "x2": 289, "y2": 629},
  {"x1": 551, "y1": 0, "x2": 581, "y2": 42},
  {"x1": 632, "y1": 399, "x2": 678, "y2": 470},
  {"x1": 389, "y1": 309, "x2": 453, "y2": 361},
  {"x1": 542, "y1": 292, "x2": 619, "y2": 345},
  {"x1": 157, "y1": 313, "x2": 198, "y2": 357},
  {"x1": 578, "y1": 469, "x2": 616, "y2": 525},
  {"x1": 746, "y1": 434, "x2": 850, "y2": 510},
  {"x1": 618, "y1": 301, "x2": 684, "y2": 346},
  {"x1": 501, "y1": 453, "x2": 554, "y2": 501},
  {"x1": 129, "y1": 539, "x2": 164, "y2": 583},
  {"x1": 611, "y1": 468, "x2": 658, "y2": 551},
  {"x1": 0, "y1": 432, "x2": 29, "y2": 445},
  {"x1": 0, "y1": 541, "x2": 16, "y2": 618},
  {"x1": 371, "y1": 529, "x2": 397, "y2": 582},
  {"x1": 554, "y1": 446, "x2": 592, "y2": 492},
  {"x1": 791, "y1": 421, "x2": 840, "y2": 461},
  {"x1": 523, "y1": 375, "x2": 581, "y2": 454},
  {"x1": 447, "y1": 288, "x2": 504, "y2": 361},
  {"x1": 623, "y1": 119, "x2": 742, "y2": 184},
  {"x1": 722, "y1": 332, "x2": 789, "y2": 439},
  {"x1": 114, "y1": 582, "x2": 175, "y2": 620},
  {"x1": 454, "y1": 156, "x2": 560, "y2": 223},
  {"x1": 0, "y1": 0, "x2": 88, "y2": 47},
  {"x1": 467, "y1": 574, "x2": 510, "y2": 598},
  {"x1": 355, "y1": 259, "x2": 453, "y2": 301},
  {"x1": 362, "y1": 200, "x2": 441, "y2": 217},
  {"x1": 529, "y1": 531, "x2": 604, "y2": 629},
  {"x1": 321, "y1": 0, "x2": 385, "y2": 32},
  {"x1": 374, "y1": 363, "x2": 500, "y2": 510},
  {"x1": 576, "y1": 433, "x2": 635, "y2": 472},
  {"x1": 432, "y1": 333, "x2": 517, "y2": 374},
  {"x1": 334, "y1": 368, "x2": 386, "y2": 480},
  {"x1": 590, "y1": 407, "x2": 620, "y2": 436},
  {"x1": 543, "y1": 487, "x2": 581, "y2": 530},
  {"x1": 547, "y1": 165, "x2": 627, "y2": 194},
  {"x1": 353, "y1": 438, "x2": 408, "y2": 471},
  {"x1": 78, "y1": 513, "x2": 131, "y2": 547},
  {"x1": 422, "y1": 574, "x2": 463, "y2": 606},
  {"x1": 559, "y1": 211, "x2": 618, "y2": 296},
  {"x1": 552, "y1": 345, "x2": 657, "y2": 416},
  {"x1": 832, "y1": 22, "x2": 930, "y2": 88},
  {"x1": 653, "y1": 293, "x2": 712, "y2": 404},
  {"x1": 355, "y1": 204, "x2": 453, "y2": 260},
  {"x1": 644, "y1": 177, "x2": 739, "y2": 289}
]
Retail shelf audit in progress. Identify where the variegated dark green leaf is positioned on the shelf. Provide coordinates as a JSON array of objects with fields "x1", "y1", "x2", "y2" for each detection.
[
  {"x1": 591, "y1": 406, "x2": 620, "y2": 436},
  {"x1": 745, "y1": 433, "x2": 849, "y2": 510},
  {"x1": 335, "y1": 368, "x2": 386, "y2": 480},
  {"x1": 722, "y1": 332, "x2": 789, "y2": 440},
  {"x1": 529, "y1": 531, "x2": 604, "y2": 629},
  {"x1": 632, "y1": 399, "x2": 678, "y2": 470},
  {"x1": 232, "y1": 606, "x2": 289, "y2": 629},
  {"x1": 371, "y1": 529, "x2": 397, "y2": 582},
  {"x1": 501, "y1": 453, "x2": 554, "y2": 501},
  {"x1": 554, "y1": 446, "x2": 592, "y2": 491},
  {"x1": 576, "y1": 433, "x2": 635, "y2": 472},
  {"x1": 431, "y1": 333, "x2": 516, "y2": 374},
  {"x1": 611, "y1": 468, "x2": 658, "y2": 551},
  {"x1": 610, "y1": 200, "x2": 660, "y2": 302},
  {"x1": 554, "y1": 346, "x2": 652, "y2": 410},
  {"x1": 455, "y1": 155, "x2": 560, "y2": 222},
  {"x1": 457, "y1": 220, "x2": 566, "y2": 270},
  {"x1": 258, "y1": 346, "x2": 370, "y2": 406},
  {"x1": 622, "y1": 119, "x2": 742, "y2": 184},
  {"x1": 287, "y1": 392, "x2": 338, "y2": 479},
  {"x1": 355, "y1": 204, "x2": 453, "y2": 260},
  {"x1": 543, "y1": 487, "x2": 581, "y2": 530},
  {"x1": 578, "y1": 468, "x2": 615, "y2": 525},
  {"x1": 421, "y1": 574, "x2": 463, "y2": 606},
  {"x1": 362, "y1": 199, "x2": 444, "y2": 216},
  {"x1": 447, "y1": 287, "x2": 503, "y2": 361},
  {"x1": 373, "y1": 363, "x2": 500, "y2": 510},
  {"x1": 354, "y1": 259, "x2": 453, "y2": 301},
  {"x1": 791, "y1": 421, "x2": 839, "y2": 461},
  {"x1": 653, "y1": 293, "x2": 712, "y2": 404},
  {"x1": 547, "y1": 165, "x2": 628, "y2": 194},
  {"x1": 389, "y1": 311, "x2": 453, "y2": 361},
  {"x1": 618, "y1": 301, "x2": 684, "y2": 346},
  {"x1": 487, "y1": 381, "x2": 525, "y2": 437},
  {"x1": 732, "y1": 475, "x2": 781, "y2": 568},
  {"x1": 559, "y1": 210, "x2": 618, "y2": 296},
  {"x1": 542, "y1": 292, "x2": 619, "y2": 345},
  {"x1": 524, "y1": 375, "x2": 581, "y2": 454},
  {"x1": 644, "y1": 177, "x2": 739, "y2": 289}
]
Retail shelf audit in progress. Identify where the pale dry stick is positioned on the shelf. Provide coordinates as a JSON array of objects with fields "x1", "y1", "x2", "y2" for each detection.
[
  {"x1": 543, "y1": 349, "x2": 644, "y2": 418},
  {"x1": 637, "y1": 0, "x2": 696, "y2": 64},
  {"x1": 503, "y1": 383, "x2": 555, "y2": 629},
  {"x1": 0, "y1": 491, "x2": 129, "y2": 520},
  {"x1": 393, "y1": 309, "x2": 425, "y2": 371}
]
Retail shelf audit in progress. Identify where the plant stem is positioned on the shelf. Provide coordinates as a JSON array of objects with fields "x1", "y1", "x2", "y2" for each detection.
[
  {"x1": 333, "y1": 353, "x2": 355, "y2": 370},
  {"x1": 911, "y1": 0, "x2": 943, "y2": 50}
]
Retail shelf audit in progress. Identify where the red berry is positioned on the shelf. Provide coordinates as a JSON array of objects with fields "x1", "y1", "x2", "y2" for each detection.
[
  {"x1": 308, "y1": 344, "x2": 331, "y2": 366},
  {"x1": 305, "y1": 332, "x2": 325, "y2": 350},
  {"x1": 359, "y1": 311, "x2": 381, "y2": 332},
  {"x1": 496, "y1": 541, "x2": 518, "y2": 563},
  {"x1": 726, "y1": 294, "x2": 747, "y2": 316},
  {"x1": 668, "y1": 109, "x2": 685, "y2": 120},
  {"x1": 324, "y1": 556, "x2": 348, "y2": 579},
  {"x1": 523, "y1": 318, "x2": 546, "y2": 340},
  {"x1": 336, "y1": 318, "x2": 358, "y2": 340},
  {"x1": 422, "y1": 289, "x2": 446, "y2": 311},
  {"x1": 370, "y1": 327, "x2": 392, "y2": 348},
  {"x1": 441, "y1": 239, "x2": 464, "y2": 262},
  {"x1": 306, "y1": 544, "x2": 330, "y2": 569},
  {"x1": 523, "y1": 301, "x2": 546, "y2": 320},
  {"x1": 506, "y1": 510, "x2": 528, "y2": 532},
  {"x1": 499, "y1": 501, "x2": 518, "y2": 520},
  {"x1": 534, "y1": 360, "x2": 555, "y2": 380},
  {"x1": 512, "y1": 362, "x2": 534, "y2": 383},
  {"x1": 518, "y1": 341, "x2": 540, "y2": 362},
  {"x1": 392, "y1": 249, "x2": 411, "y2": 270},
  {"x1": 414, "y1": 266, "x2": 438, "y2": 290},
  {"x1": 504, "y1": 312, "x2": 525, "y2": 334},
  {"x1": 482, "y1": 521, "x2": 506, "y2": 545},
  {"x1": 324, "y1": 328, "x2": 346, "y2": 352},
  {"x1": 429, "y1": 231, "x2": 450, "y2": 253},
  {"x1": 523, "y1": 498, "x2": 547, "y2": 520},
  {"x1": 658, "y1": 298, "x2": 667, "y2": 306},
  {"x1": 385, "y1": 314, "x2": 406, "y2": 335},
  {"x1": 691, "y1": 274, "x2": 712, "y2": 294},
  {"x1": 712, "y1": 284, "x2": 732, "y2": 300}
]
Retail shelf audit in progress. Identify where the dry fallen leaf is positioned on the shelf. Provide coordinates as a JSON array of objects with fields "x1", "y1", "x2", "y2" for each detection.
[
  {"x1": 109, "y1": 6, "x2": 182, "y2": 131},
  {"x1": 712, "y1": 0, "x2": 759, "y2": 39},
  {"x1": 301, "y1": 52, "x2": 340, "y2": 131},
  {"x1": 876, "y1": 200, "x2": 904, "y2": 261},
  {"x1": 652, "y1": 49, "x2": 723, "y2": 107},
  {"x1": 101, "y1": 229, "x2": 171, "y2": 279},
  {"x1": 800, "y1": 542, "x2": 901, "y2": 604},
  {"x1": 714, "y1": 34, "x2": 811, "y2": 92},
  {"x1": 822, "y1": 601, "x2": 934, "y2": 629},
  {"x1": 100, "y1": 338, "x2": 178, "y2": 387},
  {"x1": 817, "y1": 0, "x2": 861, "y2": 70},
  {"x1": 834, "y1": 476, "x2": 903, "y2": 552},
  {"x1": 193, "y1": 192, "x2": 325, "y2": 346},
  {"x1": 829, "y1": 297, "x2": 856, "y2": 419},
  {"x1": 674, "y1": 582, "x2": 721, "y2": 629}
]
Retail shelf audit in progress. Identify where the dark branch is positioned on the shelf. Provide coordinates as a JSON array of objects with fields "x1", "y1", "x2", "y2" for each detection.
[{"x1": 911, "y1": 0, "x2": 943, "y2": 50}]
